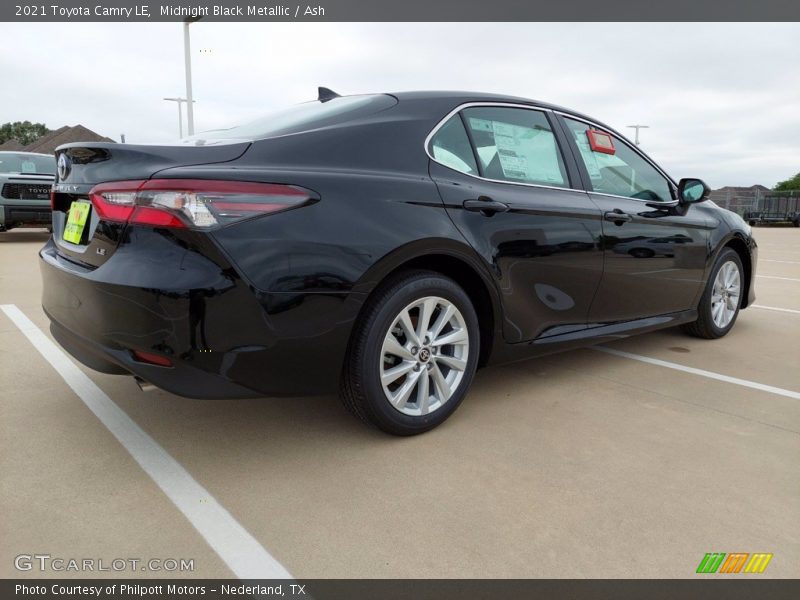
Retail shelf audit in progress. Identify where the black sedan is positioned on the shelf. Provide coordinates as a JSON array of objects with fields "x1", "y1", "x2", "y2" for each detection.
[{"x1": 41, "y1": 89, "x2": 757, "y2": 435}]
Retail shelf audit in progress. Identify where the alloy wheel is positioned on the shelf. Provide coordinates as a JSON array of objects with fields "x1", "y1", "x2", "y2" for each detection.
[
  {"x1": 379, "y1": 296, "x2": 470, "y2": 416},
  {"x1": 710, "y1": 260, "x2": 741, "y2": 329}
]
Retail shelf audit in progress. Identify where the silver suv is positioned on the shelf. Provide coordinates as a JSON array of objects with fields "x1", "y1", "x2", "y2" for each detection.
[{"x1": 0, "y1": 151, "x2": 55, "y2": 231}]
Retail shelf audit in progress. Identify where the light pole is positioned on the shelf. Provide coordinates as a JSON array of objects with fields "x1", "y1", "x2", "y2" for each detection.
[
  {"x1": 183, "y1": 17, "x2": 202, "y2": 135},
  {"x1": 627, "y1": 124, "x2": 650, "y2": 145},
  {"x1": 163, "y1": 97, "x2": 195, "y2": 138}
]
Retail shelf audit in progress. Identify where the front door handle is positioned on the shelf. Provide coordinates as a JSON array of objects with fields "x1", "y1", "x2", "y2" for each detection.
[
  {"x1": 604, "y1": 209, "x2": 633, "y2": 224},
  {"x1": 463, "y1": 197, "x2": 510, "y2": 216}
]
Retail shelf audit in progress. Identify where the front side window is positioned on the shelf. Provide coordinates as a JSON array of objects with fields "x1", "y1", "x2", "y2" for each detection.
[
  {"x1": 461, "y1": 107, "x2": 568, "y2": 187},
  {"x1": 563, "y1": 117, "x2": 673, "y2": 202}
]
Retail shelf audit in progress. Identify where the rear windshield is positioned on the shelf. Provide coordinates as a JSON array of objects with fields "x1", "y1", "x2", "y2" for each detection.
[
  {"x1": 184, "y1": 94, "x2": 398, "y2": 144},
  {"x1": 0, "y1": 152, "x2": 55, "y2": 175}
]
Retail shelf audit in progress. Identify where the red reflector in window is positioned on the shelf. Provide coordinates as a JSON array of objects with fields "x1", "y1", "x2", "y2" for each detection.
[
  {"x1": 587, "y1": 129, "x2": 616, "y2": 154},
  {"x1": 132, "y1": 350, "x2": 173, "y2": 367}
]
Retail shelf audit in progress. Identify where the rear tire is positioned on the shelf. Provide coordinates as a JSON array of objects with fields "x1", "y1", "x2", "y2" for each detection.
[
  {"x1": 683, "y1": 248, "x2": 743, "y2": 339},
  {"x1": 340, "y1": 270, "x2": 479, "y2": 435}
]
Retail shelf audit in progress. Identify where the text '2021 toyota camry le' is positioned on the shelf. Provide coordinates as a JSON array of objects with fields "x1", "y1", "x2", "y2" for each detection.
[{"x1": 41, "y1": 89, "x2": 757, "y2": 435}]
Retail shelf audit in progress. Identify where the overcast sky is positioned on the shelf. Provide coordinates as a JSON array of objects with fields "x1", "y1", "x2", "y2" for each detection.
[{"x1": 1, "y1": 22, "x2": 798, "y2": 188}]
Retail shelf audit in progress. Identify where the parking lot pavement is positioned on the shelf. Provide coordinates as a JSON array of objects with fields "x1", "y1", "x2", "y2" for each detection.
[{"x1": 1, "y1": 227, "x2": 798, "y2": 579}]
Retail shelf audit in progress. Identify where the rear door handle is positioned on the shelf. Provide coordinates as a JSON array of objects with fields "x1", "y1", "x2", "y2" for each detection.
[
  {"x1": 463, "y1": 197, "x2": 509, "y2": 216},
  {"x1": 604, "y1": 209, "x2": 633, "y2": 224}
]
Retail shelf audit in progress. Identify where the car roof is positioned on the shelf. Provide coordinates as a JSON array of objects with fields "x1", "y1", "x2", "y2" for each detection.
[{"x1": 391, "y1": 90, "x2": 598, "y2": 120}]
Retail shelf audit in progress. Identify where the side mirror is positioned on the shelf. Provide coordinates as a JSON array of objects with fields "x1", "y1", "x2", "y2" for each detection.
[{"x1": 678, "y1": 178, "x2": 710, "y2": 204}]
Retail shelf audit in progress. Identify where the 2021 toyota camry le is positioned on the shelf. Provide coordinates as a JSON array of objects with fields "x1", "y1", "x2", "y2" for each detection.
[{"x1": 42, "y1": 89, "x2": 757, "y2": 435}]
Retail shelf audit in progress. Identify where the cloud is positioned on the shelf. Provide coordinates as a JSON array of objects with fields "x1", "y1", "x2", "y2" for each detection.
[{"x1": 1, "y1": 22, "x2": 798, "y2": 187}]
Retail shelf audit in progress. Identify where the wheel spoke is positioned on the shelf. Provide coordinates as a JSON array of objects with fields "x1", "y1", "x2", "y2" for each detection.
[
  {"x1": 390, "y1": 368, "x2": 422, "y2": 408},
  {"x1": 383, "y1": 335, "x2": 414, "y2": 361},
  {"x1": 417, "y1": 298, "x2": 437, "y2": 340},
  {"x1": 432, "y1": 327, "x2": 468, "y2": 347},
  {"x1": 381, "y1": 360, "x2": 416, "y2": 386},
  {"x1": 726, "y1": 266, "x2": 738, "y2": 287},
  {"x1": 429, "y1": 304, "x2": 455, "y2": 340},
  {"x1": 398, "y1": 309, "x2": 421, "y2": 347},
  {"x1": 712, "y1": 301, "x2": 723, "y2": 323},
  {"x1": 435, "y1": 354, "x2": 467, "y2": 372},
  {"x1": 417, "y1": 370, "x2": 430, "y2": 414},
  {"x1": 430, "y1": 363, "x2": 451, "y2": 403}
]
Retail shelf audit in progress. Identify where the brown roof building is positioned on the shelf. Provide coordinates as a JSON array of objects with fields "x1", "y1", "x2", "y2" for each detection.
[
  {"x1": 0, "y1": 139, "x2": 26, "y2": 151},
  {"x1": 0, "y1": 125, "x2": 114, "y2": 155}
]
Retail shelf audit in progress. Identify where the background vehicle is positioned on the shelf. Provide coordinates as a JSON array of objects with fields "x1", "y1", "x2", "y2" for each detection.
[
  {"x1": 745, "y1": 192, "x2": 800, "y2": 227},
  {"x1": 40, "y1": 90, "x2": 758, "y2": 435},
  {"x1": 0, "y1": 151, "x2": 55, "y2": 232}
]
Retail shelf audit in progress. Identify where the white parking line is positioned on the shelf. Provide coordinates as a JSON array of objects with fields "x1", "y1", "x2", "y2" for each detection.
[
  {"x1": 0, "y1": 304, "x2": 292, "y2": 580},
  {"x1": 594, "y1": 346, "x2": 800, "y2": 400},
  {"x1": 756, "y1": 275, "x2": 800, "y2": 282},
  {"x1": 752, "y1": 304, "x2": 800, "y2": 315},
  {"x1": 760, "y1": 259, "x2": 800, "y2": 264}
]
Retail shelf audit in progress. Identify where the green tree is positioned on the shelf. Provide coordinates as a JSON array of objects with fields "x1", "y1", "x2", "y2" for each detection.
[
  {"x1": 0, "y1": 121, "x2": 50, "y2": 146},
  {"x1": 774, "y1": 172, "x2": 800, "y2": 191}
]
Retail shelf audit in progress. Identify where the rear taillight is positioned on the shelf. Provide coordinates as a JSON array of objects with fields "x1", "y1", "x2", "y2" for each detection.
[{"x1": 89, "y1": 179, "x2": 316, "y2": 229}]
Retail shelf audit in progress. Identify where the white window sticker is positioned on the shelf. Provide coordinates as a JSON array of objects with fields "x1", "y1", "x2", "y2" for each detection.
[{"x1": 492, "y1": 121, "x2": 563, "y2": 184}]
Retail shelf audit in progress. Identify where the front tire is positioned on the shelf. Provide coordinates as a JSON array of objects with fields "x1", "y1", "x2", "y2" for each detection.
[
  {"x1": 340, "y1": 270, "x2": 479, "y2": 435},
  {"x1": 683, "y1": 248, "x2": 744, "y2": 339}
]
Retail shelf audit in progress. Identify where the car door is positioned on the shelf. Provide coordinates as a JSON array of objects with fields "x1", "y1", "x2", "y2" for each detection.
[
  {"x1": 557, "y1": 115, "x2": 714, "y2": 323},
  {"x1": 428, "y1": 104, "x2": 604, "y2": 343}
]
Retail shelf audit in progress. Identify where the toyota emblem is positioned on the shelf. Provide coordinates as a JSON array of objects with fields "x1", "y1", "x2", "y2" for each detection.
[{"x1": 57, "y1": 153, "x2": 71, "y2": 181}]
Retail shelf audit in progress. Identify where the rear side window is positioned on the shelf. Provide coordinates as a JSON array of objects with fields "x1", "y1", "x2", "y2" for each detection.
[
  {"x1": 186, "y1": 94, "x2": 398, "y2": 142},
  {"x1": 428, "y1": 115, "x2": 479, "y2": 175},
  {"x1": 462, "y1": 107, "x2": 568, "y2": 187}
]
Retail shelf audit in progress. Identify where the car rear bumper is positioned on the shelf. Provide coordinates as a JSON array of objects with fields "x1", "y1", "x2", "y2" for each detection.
[
  {"x1": 40, "y1": 230, "x2": 356, "y2": 398},
  {"x1": 47, "y1": 317, "x2": 259, "y2": 398}
]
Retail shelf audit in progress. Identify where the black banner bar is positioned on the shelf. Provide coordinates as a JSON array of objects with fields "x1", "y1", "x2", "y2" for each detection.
[
  {"x1": 3, "y1": 0, "x2": 800, "y2": 22},
  {"x1": 3, "y1": 579, "x2": 800, "y2": 600}
]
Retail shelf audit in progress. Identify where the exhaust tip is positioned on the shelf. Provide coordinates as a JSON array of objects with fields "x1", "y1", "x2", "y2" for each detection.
[{"x1": 134, "y1": 377, "x2": 156, "y2": 392}]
